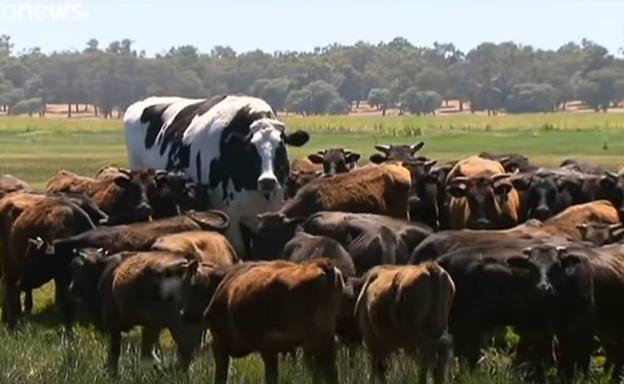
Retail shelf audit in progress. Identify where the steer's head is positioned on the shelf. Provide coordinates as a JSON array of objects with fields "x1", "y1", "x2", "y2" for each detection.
[
  {"x1": 369, "y1": 142, "x2": 425, "y2": 164},
  {"x1": 227, "y1": 118, "x2": 309, "y2": 196},
  {"x1": 507, "y1": 245, "x2": 582, "y2": 299},
  {"x1": 447, "y1": 173, "x2": 514, "y2": 229},
  {"x1": 601, "y1": 171, "x2": 624, "y2": 219},
  {"x1": 308, "y1": 148, "x2": 360, "y2": 176},
  {"x1": 578, "y1": 222, "x2": 624, "y2": 246}
]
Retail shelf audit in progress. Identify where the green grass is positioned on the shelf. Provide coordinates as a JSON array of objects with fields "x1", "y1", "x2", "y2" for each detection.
[{"x1": 0, "y1": 113, "x2": 623, "y2": 383}]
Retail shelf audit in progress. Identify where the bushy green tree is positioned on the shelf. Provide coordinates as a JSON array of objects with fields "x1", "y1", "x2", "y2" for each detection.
[{"x1": 505, "y1": 83, "x2": 557, "y2": 113}]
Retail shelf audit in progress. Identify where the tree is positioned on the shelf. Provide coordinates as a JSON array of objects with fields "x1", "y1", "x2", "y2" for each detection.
[
  {"x1": 399, "y1": 88, "x2": 442, "y2": 115},
  {"x1": 11, "y1": 97, "x2": 43, "y2": 116},
  {"x1": 505, "y1": 83, "x2": 557, "y2": 113},
  {"x1": 367, "y1": 88, "x2": 392, "y2": 115},
  {"x1": 286, "y1": 80, "x2": 347, "y2": 115}
]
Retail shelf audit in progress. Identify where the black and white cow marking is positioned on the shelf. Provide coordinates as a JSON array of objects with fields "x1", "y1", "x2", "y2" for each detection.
[{"x1": 123, "y1": 95, "x2": 309, "y2": 256}]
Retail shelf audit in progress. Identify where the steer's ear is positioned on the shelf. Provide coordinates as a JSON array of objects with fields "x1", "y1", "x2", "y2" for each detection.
[
  {"x1": 560, "y1": 254, "x2": 582, "y2": 273},
  {"x1": 494, "y1": 182, "x2": 512, "y2": 196},
  {"x1": 113, "y1": 175, "x2": 131, "y2": 188},
  {"x1": 446, "y1": 183, "x2": 467, "y2": 198},
  {"x1": 507, "y1": 256, "x2": 532, "y2": 269},
  {"x1": 510, "y1": 174, "x2": 531, "y2": 190},
  {"x1": 284, "y1": 131, "x2": 309, "y2": 147},
  {"x1": 346, "y1": 152, "x2": 361, "y2": 164},
  {"x1": 307, "y1": 153, "x2": 325, "y2": 164},
  {"x1": 369, "y1": 153, "x2": 386, "y2": 164},
  {"x1": 600, "y1": 171, "x2": 618, "y2": 189}
]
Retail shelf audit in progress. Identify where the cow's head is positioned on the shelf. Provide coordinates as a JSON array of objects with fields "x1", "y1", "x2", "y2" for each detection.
[
  {"x1": 226, "y1": 118, "x2": 309, "y2": 195},
  {"x1": 253, "y1": 212, "x2": 305, "y2": 260},
  {"x1": 511, "y1": 171, "x2": 575, "y2": 221},
  {"x1": 577, "y1": 222, "x2": 624, "y2": 246},
  {"x1": 402, "y1": 159, "x2": 439, "y2": 229},
  {"x1": 106, "y1": 173, "x2": 152, "y2": 224},
  {"x1": 285, "y1": 170, "x2": 322, "y2": 199},
  {"x1": 68, "y1": 247, "x2": 110, "y2": 325},
  {"x1": 507, "y1": 245, "x2": 583, "y2": 299},
  {"x1": 600, "y1": 171, "x2": 624, "y2": 219},
  {"x1": 479, "y1": 152, "x2": 531, "y2": 174},
  {"x1": 308, "y1": 148, "x2": 360, "y2": 176},
  {"x1": 447, "y1": 173, "x2": 515, "y2": 229},
  {"x1": 19, "y1": 237, "x2": 58, "y2": 291},
  {"x1": 180, "y1": 260, "x2": 230, "y2": 326},
  {"x1": 369, "y1": 142, "x2": 425, "y2": 164}
]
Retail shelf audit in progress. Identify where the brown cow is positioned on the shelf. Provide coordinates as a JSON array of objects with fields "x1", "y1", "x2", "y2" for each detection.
[
  {"x1": 285, "y1": 157, "x2": 323, "y2": 199},
  {"x1": 541, "y1": 200, "x2": 619, "y2": 240},
  {"x1": 1, "y1": 195, "x2": 95, "y2": 327},
  {"x1": 355, "y1": 263, "x2": 455, "y2": 384},
  {"x1": 181, "y1": 259, "x2": 344, "y2": 384},
  {"x1": 0, "y1": 175, "x2": 32, "y2": 198},
  {"x1": 446, "y1": 156, "x2": 520, "y2": 229},
  {"x1": 46, "y1": 169, "x2": 151, "y2": 224},
  {"x1": 267, "y1": 163, "x2": 411, "y2": 221},
  {"x1": 70, "y1": 250, "x2": 201, "y2": 372},
  {"x1": 151, "y1": 231, "x2": 238, "y2": 266}
]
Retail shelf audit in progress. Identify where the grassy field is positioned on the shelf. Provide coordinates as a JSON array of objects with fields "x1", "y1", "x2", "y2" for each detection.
[{"x1": 0, "y1": 112, "x2": 623, "y2": 383}]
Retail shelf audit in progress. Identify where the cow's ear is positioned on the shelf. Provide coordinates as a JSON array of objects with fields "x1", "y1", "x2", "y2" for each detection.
[
  {"x1": 346, "y1": 152, "x2": 361, "y2": 164},
  {"x1": 113, "y1": 175, "x2": 131, "y2": 188},
  {"x1": 494, "y1": 182, "x2": 512, "y2": 196},
  {"x1": 410, "y1": 141, "x2": 425, "y2": 153},
  {"x1": 507, "y1": 256, "x2": 532, "y2": 269},
  {"x1": 447, "y1": 184, "x2": 467, "y2": 198},
  {"x1": 560, "y1": 255, "x2": 582, "y2": 272},
  {"x1": 307, "y1": 153, "x2": 325, "y2": 164},
  {"x1": 284, "y1": 131, "x2": 309, "y2": 147},
  {"x1": 510, "y1": 174, "x2": 531, "y2": 190},
  {"x1": 600, "y1": 171, "x2": 618, "y2": 188},
  {"x1": 369, "y1": 153, "x2": 386, "y2": 164}
]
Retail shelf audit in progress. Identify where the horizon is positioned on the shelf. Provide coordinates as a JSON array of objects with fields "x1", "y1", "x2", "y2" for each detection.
[{"x1": 1, "y1": 0, "x2": 623, "y2": 56}]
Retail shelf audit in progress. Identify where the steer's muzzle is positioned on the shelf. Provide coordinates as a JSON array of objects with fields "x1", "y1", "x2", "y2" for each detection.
[
  {"x1": 135, "y1": 203, "x2": 152, "y2": 220},
  {"x1": 534, "y1": 205, "x2": 551, "y2": 220},
  {"x1": 258, "y1": 177, "x2": 278, "y2": 193},
  {"x1": 471, "y1": 218, "x2": 491, "y2": 230},
  {"x1": 537, "y1": 282, "x2": 554, "y2": 296}
]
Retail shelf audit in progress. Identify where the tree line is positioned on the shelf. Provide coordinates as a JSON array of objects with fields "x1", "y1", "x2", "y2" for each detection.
[{"x1": 0, "y1": 35, "x2": 623, "y2": 117}]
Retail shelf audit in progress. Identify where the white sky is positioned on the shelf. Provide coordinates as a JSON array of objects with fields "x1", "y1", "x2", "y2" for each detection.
[{"x1": 1, "y1": 0, "x2": 623, "y2": 55}]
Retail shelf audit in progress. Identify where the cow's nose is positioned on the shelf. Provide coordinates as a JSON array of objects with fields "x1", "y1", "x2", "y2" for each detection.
[
  {"x1": 534, "y1": 205, "x2": 551, "y2": 220},
  {"x1": 136, "y1": 203, "x2": 152, "y2": 218},
  {"x1": 537, "y1": 282, "x2": 554, "y2": 295},
  {"x1": 473, "y1": 219, "x2": 490, "y2": 229},
  {"x1": 258, "y1": 178, "x2": 278, "y2": 192}
]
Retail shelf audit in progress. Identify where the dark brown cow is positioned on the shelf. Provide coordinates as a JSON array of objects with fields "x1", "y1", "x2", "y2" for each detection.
[
  {"x1": 281, "y1": 232, "x2": 355, "y2": 277},
  {"x1": 52, "y1": 210, "x2": 229, "y2": 257},
  {"x1": 97, "y1": 167, "x2": 209, "y2": 218},
  {"x1": 181, "y1": 259, "x2": 344, "y2": 384},
  {"x1": 401, "y1": 159, "x2": 440, "y2": 229},
  {"x1": 308, "y1": 148, "x2": 361, "y2": 176},
  {"x1": 46, "y1": 170, "x2": 151, "y2": 224},
  {"x1": 0, "y1": 175, "x2": 32, "y2": 198},
  {"x1": 285, "y1": 158, "x2": 322, "y2": 199},
  {"x1": 559, "y1": 158, "x2": 609, "y2": 175},
  {"x1": 446, "y1": 156, "x2": 520, "y2": 230},
  {"x1": 70, "y1": 250, "x2": 201, "y2": 372},
  {"x1": 369, "y1": 142, "x2": 425, "y2": 164},
  {"x1": 478, "y1": 152, "x2": 536, "y2": 173},
  {"x1": 355, "y1": 263, "x2": 455, "y2": 384},
  {"x1": 302, "y1": 212, "x2": 432, "y2": 275},
  {"x1": 1, "y1": 195, "x2": 95, "y2": 327}
]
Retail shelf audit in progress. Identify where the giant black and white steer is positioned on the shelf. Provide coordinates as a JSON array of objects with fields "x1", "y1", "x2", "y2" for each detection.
[{"x1": 123, "y1": 95, "x2": 309, "y2": 256}]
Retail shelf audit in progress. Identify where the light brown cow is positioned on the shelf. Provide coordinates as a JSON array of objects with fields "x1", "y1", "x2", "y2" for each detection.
[
  {"x1": 46, "y1": 169, "x2": 151, "y2": 224},
  {"x1": 181, "y1": 259, "x2": 344, "y2": 384},
  {"x1": 355, "y1": 263, "x2": 455, "y2": 384},
  {"x1": 0, "y1": 175, "x2": 32, "y2": 198},
  {"x1": 285, "y1": 157, "x2": 323, "y2": 198},
  {"x1": 446, "y1": 156, "x2": 520, "y2": 229},
  {"x1": 542, "y1": 200, "x2": 619, "y2": 241},
  {"x1": 152, "y1": 231, "x2": 238, "y2": 266}
]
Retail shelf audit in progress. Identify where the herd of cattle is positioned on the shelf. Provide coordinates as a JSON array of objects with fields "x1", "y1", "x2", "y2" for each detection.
[{"x1": 3, "y1": 95, "x2": 624, "y2": 384}]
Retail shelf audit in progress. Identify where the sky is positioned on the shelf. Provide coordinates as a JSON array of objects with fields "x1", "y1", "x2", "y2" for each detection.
[{"x1": 1, "y1": 0, "x2": 624, "y2": 56}]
